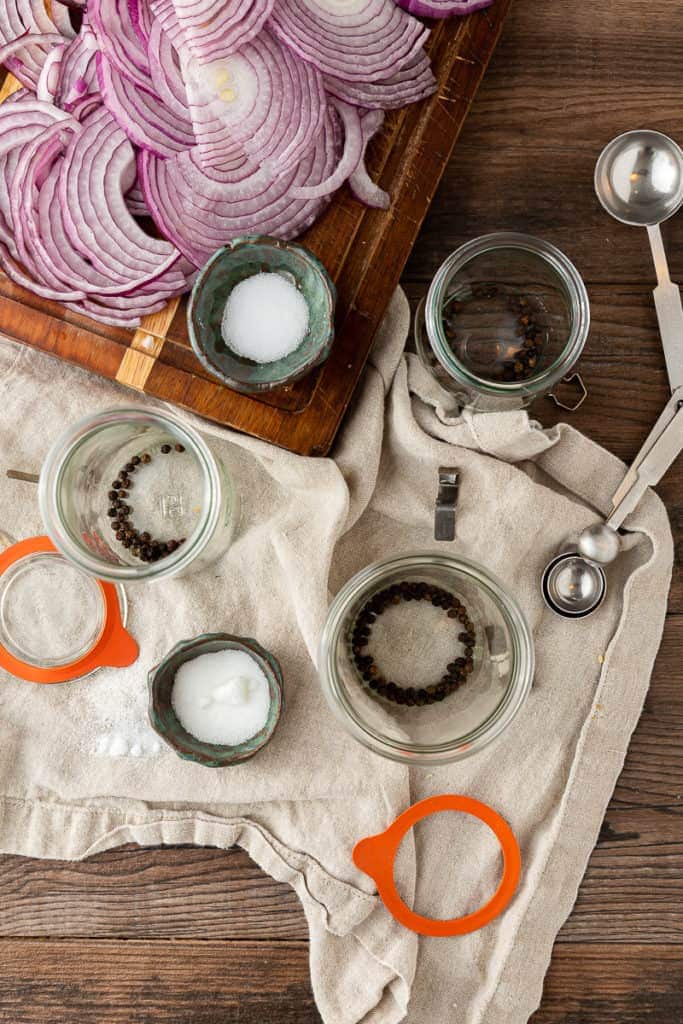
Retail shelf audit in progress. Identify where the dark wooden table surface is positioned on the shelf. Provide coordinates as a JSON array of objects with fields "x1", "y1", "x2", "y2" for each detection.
[{"x1": 1, "y1": 1, "x2": 681, "y2": 1021}]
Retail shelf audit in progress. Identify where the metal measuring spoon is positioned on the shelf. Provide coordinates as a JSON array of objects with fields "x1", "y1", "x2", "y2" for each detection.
[
  {"x1": 541, "y1": 130, "x2": 683, "y2": 616},
  {"x1": 542, "y1": 552, "x2": 607, "y2": 618},
  {"x1": 594, "y1": 129, "x2": 683, "y2": 391}
]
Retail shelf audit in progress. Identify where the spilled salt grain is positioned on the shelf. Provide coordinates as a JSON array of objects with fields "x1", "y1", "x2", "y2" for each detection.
[
  {"x1": 221, "y1": 272, "x2": 309, "y2": 363},
  {"x1": 171, "y1": 649, "x2": 271, "y2": 746}
]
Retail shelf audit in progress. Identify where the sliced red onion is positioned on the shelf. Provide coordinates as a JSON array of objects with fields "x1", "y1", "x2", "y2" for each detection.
[
  {"x1": 324, "y1": 50, "x2": 436, "y2": 109},
  {"x1": 394, "y1": 0, "x2": 493, "y2": 16},
  {"x1": 50, "y1": 2, "x2": 77, "y2": 39},
  {"x1": 97, "y1": 52, "x2": 195, "y2": 157},
  {"x1": 58, "y1": 107, "x2": 182, "y2": 282},
  {"x1": 349, "y1": 109, "x2": 389, "y2": 209},
  {"x1": 181, "y1": 27, "x2": 326, "y2": 178},
  {"x1": 36, "y1": 40, "x2": 66, "y2": 102},
  {"x1": 290, "y1": 100, "x2": 362, "y2": 199},
  {"x1": 139, "y1": 111, "x2": 340, "y2": 266},
  {"x1": 147, "y1": 14, "x2": 191, "y2": 117},
  {"x1": 89, "y1": 0, "x2": 153, "y2": 91},
  {"x1": 0, "y1": 1, "x2": 69, "y2": 88},
  {"x1": 54, "y1": 21, "x2": 99, "y2": 110},
  {"x1": 0, "y1": 31, "x2": 65, "y2": 69},
  {"x1": 269, "y1": 0, "x2": 429, "y2": 82},
  {"x1": 166, "y1": 0, "x2": 274, "y2": 60}
]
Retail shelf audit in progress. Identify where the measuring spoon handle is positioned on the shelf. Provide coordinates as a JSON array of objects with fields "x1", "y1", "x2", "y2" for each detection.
[{"x1": 647, "y1": 224, "x2": 683, "y2": 392}]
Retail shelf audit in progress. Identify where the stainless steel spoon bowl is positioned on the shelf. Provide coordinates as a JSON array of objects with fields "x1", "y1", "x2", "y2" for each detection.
[
  {"x1": 594, "y1": 129, "x2": 683, "y2": 227},
  {"x1": 542, "y1": 552, "x2": 607, "y2": 619}
]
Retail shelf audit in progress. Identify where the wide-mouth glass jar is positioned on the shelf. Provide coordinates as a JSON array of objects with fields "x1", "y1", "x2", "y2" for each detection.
[
  {"x1": 414, "y1": 233, "x2": 590, "y2": 412},
  {"x1": 318, "y1": 553, "x2": 534, "y2": 765},
  {"x1": 39, "y1": 407, "x2": 238, "y2": 583}
]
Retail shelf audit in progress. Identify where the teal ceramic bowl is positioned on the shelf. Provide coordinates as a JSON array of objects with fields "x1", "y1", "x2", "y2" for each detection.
[
  {"x1": 187, "y1": 236, "x2": 336, "y2": 394},
  {"x1": 148, "y1": 633, "x2": 284, "y2": 767}
]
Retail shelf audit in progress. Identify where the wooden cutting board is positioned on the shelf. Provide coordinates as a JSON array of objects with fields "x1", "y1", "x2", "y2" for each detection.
[{"x1": 0, "y1": 2, "x2": 512, "y2": 455}]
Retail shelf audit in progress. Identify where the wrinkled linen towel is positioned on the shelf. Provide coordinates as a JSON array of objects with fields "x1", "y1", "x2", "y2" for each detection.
[{"x1": 0, "y1": 289, "x2": 673, "y2": 1023}]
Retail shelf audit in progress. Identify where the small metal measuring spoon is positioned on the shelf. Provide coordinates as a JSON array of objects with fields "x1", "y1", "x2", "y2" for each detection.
[{"x1": 594, "y1": 129, "x2": 683, "y2": 390}]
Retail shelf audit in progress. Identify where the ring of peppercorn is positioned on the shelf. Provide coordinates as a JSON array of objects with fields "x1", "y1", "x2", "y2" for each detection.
[
  {"x1": 106, "y1": 442, "x2": 187, "y2": 564},
  {"x1": 351, "y1": 581, "x2": 476, "y2": 706}
]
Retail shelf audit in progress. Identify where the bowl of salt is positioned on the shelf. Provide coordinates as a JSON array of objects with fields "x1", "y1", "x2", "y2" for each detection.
[
  {"x1": 148, "y1": 633, "x2": 284, "y2": 767},
  {"x1": 187, "y1": 236, "x2": 336, "y2": 394}
]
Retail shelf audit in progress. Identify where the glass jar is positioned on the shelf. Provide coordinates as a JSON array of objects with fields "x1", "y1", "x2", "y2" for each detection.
[
  {"x1": 39, "y1": 407, "x2": 238, "y2": 583},
  {"x1": 414, "y1": 233, "x2": 590, "y2": 412},
  {"x1": 318, "y1": 553, "x2": 534, "y2": 766}
]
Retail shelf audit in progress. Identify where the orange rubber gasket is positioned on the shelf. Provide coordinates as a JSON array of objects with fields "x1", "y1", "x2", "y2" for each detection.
[
  {"x1": 0, "y1": 536, "x2": 138, "y2": 684},
  {"x1": 353, "y1": 794, "x2": 521, "y2": 937}
]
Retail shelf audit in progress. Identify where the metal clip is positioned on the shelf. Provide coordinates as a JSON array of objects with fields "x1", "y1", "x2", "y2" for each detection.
[
  {"x1": 434, "y1": 467, "x2": 459, "y2": 541},
  {"x1": 548, "y1": 372, "x2": 588, "y2": 412}
]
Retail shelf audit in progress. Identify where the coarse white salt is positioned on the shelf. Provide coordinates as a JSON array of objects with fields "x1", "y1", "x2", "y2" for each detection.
[
  {"x1": 221, "y1": 272, "x2": 309, "y2": 364},
  {"x1": 171, "y1": 649, "x2": 271, "y2": 746}
]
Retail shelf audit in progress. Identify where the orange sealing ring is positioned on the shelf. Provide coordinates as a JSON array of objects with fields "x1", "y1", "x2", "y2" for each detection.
[
  {"x1": 0, "y1": 536, "x2": 139, "y2": 684},
  {"x1": 353, "y1": 794, "x2": 521, "y2": 937}
]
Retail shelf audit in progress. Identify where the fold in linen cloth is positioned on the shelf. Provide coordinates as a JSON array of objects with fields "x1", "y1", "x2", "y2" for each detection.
[{"x1": 0, "y1": 289, "x2": 673, "y2": 1023}]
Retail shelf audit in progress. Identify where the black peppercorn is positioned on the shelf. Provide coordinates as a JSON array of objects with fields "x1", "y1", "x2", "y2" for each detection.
[
  {"x1": 107, "y1": 507, "x2": 118, "y2": 518},
  {"x1": 174, "y1": 443, "x2": 185, "y2": 453},
  {"x1": 141, "y1": 453, "x2": 151, "y2": 464},
  {"x1": 351, "y1": 580, "x2": 476, "y2": 707},
  {"x1": 131, "y1": 456, "x2": 141, "y2": 466},
  {"x1": 160, "y1": 444, "x2": 172, "y2": 454}
]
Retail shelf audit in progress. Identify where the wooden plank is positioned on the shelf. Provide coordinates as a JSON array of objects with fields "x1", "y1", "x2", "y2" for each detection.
[
  {"x1": 531, "y1": 945, "x2": 683, "y2": 1023},
  {"x1": 0, "y1": 2, "x2": 513, "y2": 456},
  {"x1": 0, "y1": 939, "x2": 679, "y2": 1024},
  {"x1": 0, "y1": 939, "x2": 321, "y2": 1024}
]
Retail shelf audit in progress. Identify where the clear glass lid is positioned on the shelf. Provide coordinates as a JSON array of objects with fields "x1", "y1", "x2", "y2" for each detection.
[{"x1": 0, "y1": 551, "x2": 106, "y2": 669}]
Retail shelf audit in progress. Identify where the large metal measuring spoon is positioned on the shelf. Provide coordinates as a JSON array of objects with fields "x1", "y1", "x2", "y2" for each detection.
[{"x1": 594, "y1": 129, "x2": 683, "y2": 389}]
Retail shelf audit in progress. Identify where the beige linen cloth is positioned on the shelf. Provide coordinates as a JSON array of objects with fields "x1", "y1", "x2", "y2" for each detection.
[{"x1": 0, "y1": 290, "x2": 673, "y2": 1023}]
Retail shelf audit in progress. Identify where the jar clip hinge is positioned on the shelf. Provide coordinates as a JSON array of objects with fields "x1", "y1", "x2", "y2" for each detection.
[
  {"x1": 547, "y1": 372, "x2": 588, "y2": 412},
  {"x1": 434, "y1": 467, "x2": 459, "y2": 542}
]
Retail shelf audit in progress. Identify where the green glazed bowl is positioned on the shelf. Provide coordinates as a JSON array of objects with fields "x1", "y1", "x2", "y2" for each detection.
[
  {"x1": 148, "y1": 633, "x2": 284, "y2": 767},
  {"x1": 187, "y1": 236, "x2": 336, "y2": 394}
]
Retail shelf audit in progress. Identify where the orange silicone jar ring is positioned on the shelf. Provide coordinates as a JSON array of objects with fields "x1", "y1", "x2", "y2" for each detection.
[
  {"x1": 0, "y1": 536, "x2": 138, "y2": 684},
  {"x1": 353, "y1": 794, "x2": 521, "y2": 937}
]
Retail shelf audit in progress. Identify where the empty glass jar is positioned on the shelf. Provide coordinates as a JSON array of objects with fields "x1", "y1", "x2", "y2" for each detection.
[
  {"x1": 39, "y1": 407, "x2": 238, "y2": 583},
  {"x1": 414, "y1": 233, "x2": 590, "y2": 411}
]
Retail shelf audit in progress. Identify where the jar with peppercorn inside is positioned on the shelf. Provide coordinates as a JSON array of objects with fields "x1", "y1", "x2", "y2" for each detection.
[{"x1": 414, "y1": 233, "x2": 590, "y2": 413}]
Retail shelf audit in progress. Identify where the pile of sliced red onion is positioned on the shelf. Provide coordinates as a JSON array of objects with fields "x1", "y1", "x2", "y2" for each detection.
[{"x1": 0, "y1": 0, "x2": 491, "y2": 327}]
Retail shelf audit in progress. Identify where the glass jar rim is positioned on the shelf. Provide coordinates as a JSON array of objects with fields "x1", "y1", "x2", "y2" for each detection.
[
  {"x1": 318, "y1": 552, "x2": 535, "y2": 766},
  {"x1": 39, "y1": 407, "x2": 223, "y2": 583},
  {"x1": 425, "y1": 232, "x2": 590, "y2": 397}
]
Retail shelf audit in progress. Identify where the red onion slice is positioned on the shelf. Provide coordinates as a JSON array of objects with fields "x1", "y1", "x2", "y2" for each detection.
[
  {"x1": 167, "y1": 0, "x2": 274, "y2": 61},
  {"x1": 89, "y1": 0, "x2": 153, "y2": 91},
  {"x1": 97, "y1": 52, "x2": 195, "y2": 157},
  {"x1": 139, "y1": 111, "x2": 340, "y2": 266},
  {"x1": 324, "y1": 50, "x2": 436, "y2": 109},
  {"x1": 290, "y1": 99, "x2": 362, "y2": 199},
  {"x1": 269, "y1": 0, "x2": 429, "y2": 83},
  {"x1": 349, "y1": 109, "x2": 389, "y2": 209},
  {"x1": 54, "y1": 20, "x2": 99, "y2": 110},
  {"x1": 394, "y1": 0, "x2": 493, "y2": 16},
  {"x1": 180, "y1": 27, "x2": 327, "y2": 178}
]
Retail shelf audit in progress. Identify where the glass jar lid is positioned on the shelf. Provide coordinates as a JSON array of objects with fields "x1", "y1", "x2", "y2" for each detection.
[{"x1": 0, "y1": 536, "x2": 138, "y2": 683}]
